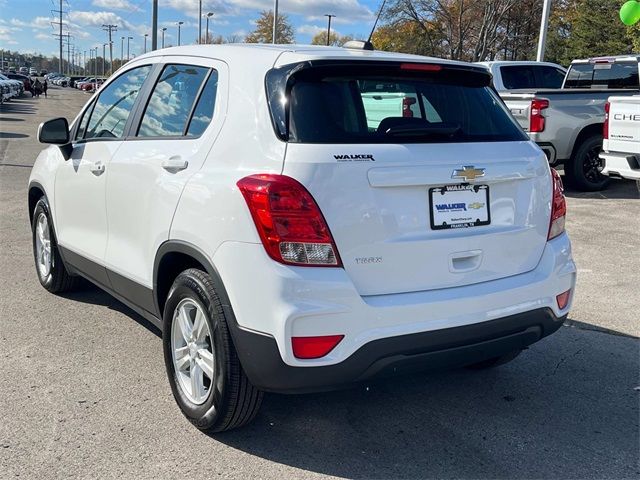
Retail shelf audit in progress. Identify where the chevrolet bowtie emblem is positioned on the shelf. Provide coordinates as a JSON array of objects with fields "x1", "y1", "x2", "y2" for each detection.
[{"x1": 452, "y1": 166, "x2": 486, "y2": 181}]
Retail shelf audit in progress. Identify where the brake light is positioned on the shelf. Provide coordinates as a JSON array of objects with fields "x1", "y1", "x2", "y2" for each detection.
[
  {"x1": 402, "y1": 97, "x2": 416, "y2": 117},
  {"x1": 603, "y1": 101, "x2": 610, "y2": 140},
  {"x1": 237, "y1": 174, "x2": 342, "y2": 267},
  {"x1": 548, "y1": 168, "x2": 566, "y2": 240},
  {"x1": 292, "y1": 335, "x2": 344, "y2": 359},
  {"x1": 400, "y1": 63, "x2": 442, "y2": 72},
  {"x1": 530, "y1": 98, "x2": 549, "y2": 133}
]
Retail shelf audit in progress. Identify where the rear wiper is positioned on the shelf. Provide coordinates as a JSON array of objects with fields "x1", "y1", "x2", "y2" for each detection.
[{"x1": 383, "y1": 123, "x2": 462, "y2": 137}]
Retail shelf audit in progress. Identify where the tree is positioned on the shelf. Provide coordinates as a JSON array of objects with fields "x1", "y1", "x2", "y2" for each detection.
[
  {"x1": 245, "y1": 10, "x2": 294, "y2": 44},
  {"x1": 564, "y1": 0, "x2": 635, "y2": 62},
  {"x1": 310, "y1": 31, "x2": 354, "y2": 46},
  {"x1": 371, "y1": 20, "x2": 434, "y2": 55}
]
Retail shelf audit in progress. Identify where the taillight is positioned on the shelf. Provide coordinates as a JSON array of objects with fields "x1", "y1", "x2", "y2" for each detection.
[
  {"x1": 237, "y1": 174, "x2": 342, "y2": 267},
  {"x1": 603, "y1": 101, "x2": 610, "y2": 140},
  {"x1": 402, "y1": 97, "x2": 416, "y2": 117},
  {"x1": 548, "y1": 168, "x2": 566, "y2": 240},
  {"x1": 530, "y1": 98, "x2": 549, "y2": 133},
  {"x1": 292, "y1": 335, "x2": 344, "y2": 359}
]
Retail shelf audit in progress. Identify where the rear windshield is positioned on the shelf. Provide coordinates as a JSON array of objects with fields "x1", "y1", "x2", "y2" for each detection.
[
  {"x1": 564, "y1": 62, "x2": 639, "y2": 89},
  {"x1": 267, "y1": 62, "x2": 527, "y2": 144}
]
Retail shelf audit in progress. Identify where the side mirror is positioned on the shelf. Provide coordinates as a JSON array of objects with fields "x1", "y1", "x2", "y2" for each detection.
[{"x1": 38, "y1": 117, "x2": 70, "y2": 145}]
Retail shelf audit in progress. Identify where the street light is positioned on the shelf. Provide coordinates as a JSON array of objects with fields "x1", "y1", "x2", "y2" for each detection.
[
  {"x1": 127, "y1": 36, "x2": 133, "y2": 60},
  {"x1": 161, "y1": 27, "x2": 167, "y2": 48},
  {"x1": 177, "y1": 21, "x2": 184, "y2": 46},
  {"x1": 144, "y1": 33, "x2": 148, "y2": 53},
  {"x1": 272, "y1": 0, "x2": 278, "y2": 44},
  {"x1": 324, "y1": 14, "x2": 336, "y2": 46},
  {"x1": 205, "y1": 12, "x2": 213, "y2": 44},
  {"x1": 121, "y1": 36, "x2": 124, "y2": 65}
]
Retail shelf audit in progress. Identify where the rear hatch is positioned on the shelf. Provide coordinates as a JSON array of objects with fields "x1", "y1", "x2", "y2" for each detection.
[{"x1": 269, "y1": 60, "x2": 552, "y2": 296}]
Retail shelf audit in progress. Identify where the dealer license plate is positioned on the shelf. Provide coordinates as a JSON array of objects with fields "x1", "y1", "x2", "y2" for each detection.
[{"x1": 429, "y1": 184, "x2": 490, "y2": 230}]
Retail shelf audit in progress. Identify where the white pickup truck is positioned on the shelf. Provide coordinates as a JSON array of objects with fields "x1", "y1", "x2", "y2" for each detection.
[
  {"x1": 501, "y1": 55, "x2": 640, "y2": 191},
  {"x1": 600, "y1": 95, "x2": 640, "y2": 185}
]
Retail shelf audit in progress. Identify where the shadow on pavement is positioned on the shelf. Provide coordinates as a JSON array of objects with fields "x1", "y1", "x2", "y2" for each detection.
[
  {"x1": 0, "y1": 132, "x2": 29, "y2": 139},
  {"x1": 61, "y1": 282, "x2": 638, "y2": 479},
  {"x1": 0, "y1": 98, "x2": 37, "y2": 115},
  {"x1": 563, "y1": 178, "x2": 639, "y2": 200},
  {"x1": 211, "y1": 323, "x2": 638, "y2": 479},
  {"x1": 0, "y1": 117, "x2": 25, "y2": 122},
  {"x1": 60, "y1": 281, "x2": 161, "y2": 336}
]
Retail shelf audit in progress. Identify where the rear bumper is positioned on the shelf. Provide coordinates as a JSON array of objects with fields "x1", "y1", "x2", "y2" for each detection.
[
  {"x1": 231, "y1": 308, "x2": 565, "y2": 393},
  {"x1": 600, "y1": 151, "x2": 640, "y2": 180}
]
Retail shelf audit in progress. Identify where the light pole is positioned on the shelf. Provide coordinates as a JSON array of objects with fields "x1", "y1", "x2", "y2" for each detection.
[
  {"x1": 177, "y1": 21, "x2": 184, "y2": 46},
  {"x1": 127, "y1": 36, "x2": 133, "y2": 60},
  {"x1": 272, "y1": 0, "x2": 278, "y2": 44},
  {"x1": 94, "y1": 47, "x2": 99, "y2": 77},
  {"x1": 121, "y1": 36, "x2": 124, "y2": 65},
  {"x1": 144, "y1": 33, "x2": 148, "y2": 53},
  {"x1": 198, "y1": 0, "x2": 202, "y2": 44},
  {"x1": 536, "y1": 0, "x2": 552, "y2": 61},
  {"x1": 324, "y1": 14, "x2": 335, "y2": 46},
  {"x1": 151, "y1": 0, "x2": 158, "y2": 50},
  {"x1": 102, "y1": 43, "x2": 108, "y2": 77},
  {"x1": 161, "y1": 27, "x2": 167, "y2": 48},
  {"x1": 83, "y1": 50, "x2": 86, "y2": 74},
  {"x1": 205, "y1": 12, "x2": 213, "y2": 44}
]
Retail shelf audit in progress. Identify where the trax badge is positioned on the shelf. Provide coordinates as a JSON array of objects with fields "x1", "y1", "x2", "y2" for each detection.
[{"x1": 452, "y1": 166, "x2": 485, "y2": 181}]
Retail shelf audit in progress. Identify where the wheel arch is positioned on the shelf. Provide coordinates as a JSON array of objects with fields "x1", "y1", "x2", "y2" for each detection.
[
  {"x1": 153, "y1": 241, "x2": 235, "y2": 323},
  {"x1": 28, "y1": 181, "x2": 47, "y2": 225},
  {"x1": 570, "y1": 123, "x2": 603, "y2": 161}
]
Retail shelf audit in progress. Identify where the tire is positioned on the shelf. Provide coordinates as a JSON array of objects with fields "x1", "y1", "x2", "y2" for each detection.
[
  {"x1": 565, "y1": 134, "x2": 610, "y2": 192},
  {"x1": 31, "y1": 197, "x2": 77, "y2": 293},
  {"x1": 163, "y1": 268, "x2": 263, "y2": 432},
  {"x1": 466, "y1": 349, "x2": 522, "y2": 370}
]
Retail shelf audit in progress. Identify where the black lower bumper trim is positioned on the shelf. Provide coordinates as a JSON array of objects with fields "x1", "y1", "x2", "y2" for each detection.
[{"x1": 230, "y1": 308, "x2": 565, "y2": 394}]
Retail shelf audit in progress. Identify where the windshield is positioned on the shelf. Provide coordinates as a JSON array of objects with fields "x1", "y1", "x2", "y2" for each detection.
[{"x1": 267, "y1": 61, "x2": 527, "y2": 144}]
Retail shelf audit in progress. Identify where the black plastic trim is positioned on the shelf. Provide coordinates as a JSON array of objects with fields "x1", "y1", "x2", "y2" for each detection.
[
  {"x1": 229, "y1": 308, "x2": 566, "y2": 394},
  {"x1": 107, "y1": 269, "x2": 156, "y2": 315},
  {"x1": 59, "y1": 246, "x2": 111, "y2": 289}
]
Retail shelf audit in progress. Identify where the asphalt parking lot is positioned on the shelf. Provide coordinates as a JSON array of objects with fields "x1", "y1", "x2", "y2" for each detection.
[{"x1": 0, "y1": 86, "x2": 638, "y2": 479}]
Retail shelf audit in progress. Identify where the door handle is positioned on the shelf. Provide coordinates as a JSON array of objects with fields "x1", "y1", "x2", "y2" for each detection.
[
  {"x1": 162, "y1": 156, "x2": 188, "y2": 173},
  {"x1": 90, "y1": 161, "x2": 105, "y2": 175}
]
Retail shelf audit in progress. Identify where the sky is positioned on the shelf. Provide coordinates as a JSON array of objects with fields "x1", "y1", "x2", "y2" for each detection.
[{"x1": 0, "y1": 0, "x2": 381, "y2": 59}]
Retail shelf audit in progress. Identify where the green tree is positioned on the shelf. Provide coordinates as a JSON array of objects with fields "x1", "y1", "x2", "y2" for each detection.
[
  {"x1": 245, "y1": 10, "x2": 294, "y2": 44},
  {"x1": 310, "y1": 31, "x2": 354, "y2": 46},
  {"x1": 563, "y1": 0, "x2": 635, "y2": 63}
]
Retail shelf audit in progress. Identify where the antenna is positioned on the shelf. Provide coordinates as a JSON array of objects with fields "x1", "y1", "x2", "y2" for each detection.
[{"x1": 367, "y1": 0, "x2": 387, "y2": 43}]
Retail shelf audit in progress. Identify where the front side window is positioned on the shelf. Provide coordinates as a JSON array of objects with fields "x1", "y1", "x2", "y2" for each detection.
[
  {"x1": 84, "y1": 65, "x2": 151, "y2": 139},
  {"x1": 138, "y1": 64, "x2": 210, "y2": 137}
]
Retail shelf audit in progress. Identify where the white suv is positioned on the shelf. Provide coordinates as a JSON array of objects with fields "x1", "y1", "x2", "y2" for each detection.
[{"x1": 29, "y1": 44, "x2": 577, "y2": 432}]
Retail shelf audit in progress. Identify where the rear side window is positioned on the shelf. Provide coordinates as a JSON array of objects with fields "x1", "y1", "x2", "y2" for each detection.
[
  {"x1": 84, "y1": 65, "x2": 151, "y2": 139},
  {"x1": 137, "y1": 64, "x2": 210, "y2": 137},
  {"x1": 186, "y1": 70, "x2": 218, "y2": 136},
  {"x1": 536, "y1": 66, "x2": 565, "y2": 88},
  {"x1": 500, "y1": 66, "x2": 536, "y2": 89},
  {"x1": 273, "y1": 63, "x2": 527, "y2": 144}
]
